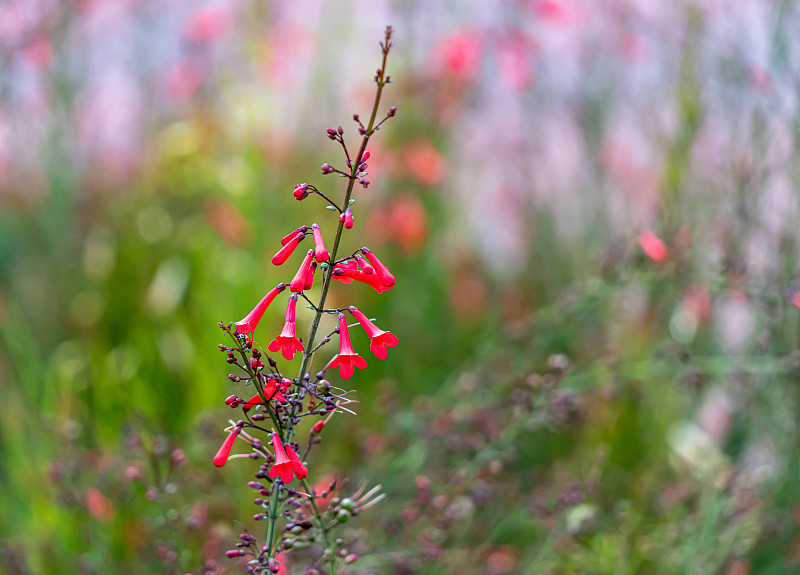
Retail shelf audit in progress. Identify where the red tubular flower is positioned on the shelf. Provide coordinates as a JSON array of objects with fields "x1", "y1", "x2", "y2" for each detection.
[
  {"x1": 332, "y1": 266, "x2": 390, "y2": 294},
  {"x1": 331, "y1": 261, "x2": 359, "y2": 284},
  {"x1": 311, "y1": 223, "x2": 329, "y2": 262},
  {"x1": 349, "y1": 306, "x2": 399, "y2": 360},
  {"x1": 330, "y1": 313, "x2": 367, "y2": 379},
  {"x1": 289, "y1": 250, "x2": 314, "y2": 292},
  {"x1": 269, "y1": 434, "x2": 294, "y2": 483},
  {"x1": 280, "y1": 225, "x2": 308, "y2": 246},
  {"x1": 284, "y1": 444, "x2": 308, "y2": 479},
  {"x1": 242, "y1": 378, "x2": 286, "y2": 411},
  {"x1": 213, "y1": 426, "x2": 241, "y2": 467},
  {"x1": 272, "y1": 232, "x2": 305, "y2": 265},
  {"x1": 268, "y1": 295, "x2": 305, "y2": 360},
  {"x1": 355, "y1": 254, "x2": 374, "y2": 275},
  {"x1": 234, "y1": 283, "x2": 286, "y2": 335},
  {"x1": 361, "y1": 247, "x2": 395, "y2": 287},
  {"x1": 304, "y1": 261, "x2": 317, "y2": 290}
]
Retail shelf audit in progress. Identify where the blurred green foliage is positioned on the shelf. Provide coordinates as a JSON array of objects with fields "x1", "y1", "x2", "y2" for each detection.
[{"x1": 2, "y1": 3, "x2": 800, "y2": 575}]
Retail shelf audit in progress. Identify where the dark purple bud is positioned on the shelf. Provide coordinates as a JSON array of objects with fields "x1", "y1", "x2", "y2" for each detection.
[
  {"x1": 326, "y1": 128, "x2": 336, "y2": 139},
  {"x1": 337, "y1": 125, "x2": 343, "y2": 135},
  {"x1": 388, "y1": 106, "x2": 396, "y2": 117},
  {"x1": 353, "y1": 113, "x2": 360, "y2": 122}
]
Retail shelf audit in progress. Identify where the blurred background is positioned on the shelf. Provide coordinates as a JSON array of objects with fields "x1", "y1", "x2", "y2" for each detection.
[{"x1": 2, "y1": 0, "x2": 800, "y2": 573}]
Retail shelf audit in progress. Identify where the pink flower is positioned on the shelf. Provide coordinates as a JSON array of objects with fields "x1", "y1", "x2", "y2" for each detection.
[
  {"x1": 361, "y1": 247, "x2": 395, "y2": 287},
  {"x1": 639, "y1": 230, "x2": 668, "y2": 262},
  {"x1": 312, "y1": 223, "x2": 329, "y2": 262},
  {"x1": 289, "y1": 250, "x2": 315, "y2": 292},
  {"x1": 243, "y1": 379, "x2": 286, "y2": 411},
  {"x1": 332, "y1": 265, "x2": 391, "y2": 294},
  {"x1": 331, "y1": 261, "x2": 359, "y2": 284},
  {"x1": 268, "y1": 295, "x2": 305, "y2": 360},
  {"x1": 349, "y1": 307, "x2": 399, "y2": 360},
  {"x1": 272, "y1": 232, "x2": 305, "y2": 265},
  {"x1": 339, "y1": 208, "x2": 354, "y2": 229},
  {"x1": 330, "y1": 313, "x2": 367, "y2": 379},
  {"x1": 284, "y1": 444, "x2": 308, "y2": 479},
  {"x1": 213, "y1": 426, "x2": 241, "y2": 467},
  {"x1": 235, "y1": 284, "x2": 286, "y2": 335},
  {"x1": 269, "y1": 435, "x2": 307, "y2": 484}
]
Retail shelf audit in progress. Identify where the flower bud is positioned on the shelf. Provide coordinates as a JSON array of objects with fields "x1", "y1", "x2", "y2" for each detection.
[
  {"x1": 313, "y1": 420, "x2": 325, "y2": 433},
  {"x1": 388, "y1": 106, "x2": 396, "y2": 117},
  {"x1": 293, "y1": 183, "x2": 310, "y2": 200},
  {"x1": 226, "y1": 550, "x2": 245, "y2": 558},
  {"x1": 339, "y1": 208, "x2": 354, "y2": 229}
]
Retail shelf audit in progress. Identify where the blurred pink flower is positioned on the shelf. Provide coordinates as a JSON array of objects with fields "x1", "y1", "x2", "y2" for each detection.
[
  {"x1": 639, "y1": 230, "x2": 668, "y2": 262},
  {"x1": 165, "y1": 59, "x2": 205, "y2": 103},
  {"x1": 86, "y1": 487, "x2": 114, "y2": 523},
  {"x1": 403, "y1": 140, "x2": 444, "y2": 186},
  {"x1": 497, "y1": 34, "x2": 536, "y2": 91},
  {"x1": 531, "y1": 0, "x2": 583, "y2": 24},
  {"x1": 185, "y1": 6, "x2": 229, "y2": 43},
  {"x1": 431, "y1": 29, "x2": 483, "y2": 82}
]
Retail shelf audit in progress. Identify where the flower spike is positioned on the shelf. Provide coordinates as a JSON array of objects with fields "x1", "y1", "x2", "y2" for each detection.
[
  {"x1": 213, "y1": 425, "x2": 242, "y2": 467},
  {"x1": 268, "y1": 295, "x2": 305, "y2": 360},
  {"x1": 272, "y1": 232, "x2": 305, "y2": 265},
  {"x1": 361, "y1": 247, "x2": 395, "y2": 287},
  {"x1": 289, "y1": 249, "x2": 315, "y2": 292},
  {"x1": 349, "y1": 307, "x2": 399, "y2": 360},
  {"x1": 330, "y1": 313, "x2": 367, "y2": 379},
  {"x1": 235, "y1": 283, "x2": 286, "y2": 335},
  {"x1": 311, "y1": 223, "x2": 329, "y2": 262}
]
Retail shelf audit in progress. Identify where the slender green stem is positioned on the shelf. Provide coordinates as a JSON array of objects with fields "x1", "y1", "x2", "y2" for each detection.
[
  {"x1": 300, "y1": 477, "x2": 337, "y2": 575},
  {"x1": 266, "y1": 482, "x2": 281, "y2": 554}
]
